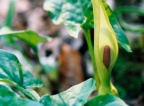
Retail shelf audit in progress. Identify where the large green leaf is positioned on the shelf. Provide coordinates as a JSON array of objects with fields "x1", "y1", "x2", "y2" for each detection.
[
  {"x1": 102, "y1": 1, "x2": 132, "y2": 52},
  {"x1": 0, "y1": 49, "x2": 43, "y2": 87},
  {"x1": 0, "y1": 84, "x2": 42, "y2": 106},
  {"x1": 43, "y1": 0, "x2": 93, "y2": 38},
  {"x1": 0, "y1": 30, "x2": 48, "y2": 48},
  {"x1": 40, "y1": 78, "x2": 96, "y2": 106},
  {"x1": 0, "y1": 49, "x2": 43, "y2": 100},
  {"x1": 0, "y1": 50, "x2": 23, "y2": 85},
  {"x1": 85, "y1": 93, "x2": 128, "y2": 106}
]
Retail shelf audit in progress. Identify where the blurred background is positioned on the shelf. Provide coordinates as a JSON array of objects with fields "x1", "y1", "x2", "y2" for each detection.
[{"x1": 0, "y1": 0, "x2": 144, "y2": 106}]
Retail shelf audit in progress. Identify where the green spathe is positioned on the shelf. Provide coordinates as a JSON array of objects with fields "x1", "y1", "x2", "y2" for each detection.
[{"x1": 92, "y1": 0, "x2": 118, "y2": 95}]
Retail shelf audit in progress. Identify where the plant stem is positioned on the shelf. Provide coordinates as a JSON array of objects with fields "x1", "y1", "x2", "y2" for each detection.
[
  {"x1": 4, "y1": 0, "x2": 17, "y2": 28},
  {"x1": 83, "y1": 29, "x2": 100, "y2": 90}
]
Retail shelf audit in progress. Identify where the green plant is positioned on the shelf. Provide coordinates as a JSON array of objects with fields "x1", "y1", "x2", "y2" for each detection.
[{"x1": 0, "y1": 0, "x2": 133, "y2": 105}]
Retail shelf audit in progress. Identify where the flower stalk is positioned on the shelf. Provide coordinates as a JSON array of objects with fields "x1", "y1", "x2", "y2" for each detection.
[{"x1": 83, "y1": 29, "x2": 100, "y2": 90}]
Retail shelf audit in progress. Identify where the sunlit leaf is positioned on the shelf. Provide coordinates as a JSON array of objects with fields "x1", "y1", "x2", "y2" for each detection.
[
  {"x1": 43, "y1": 0, "x2": 93, "y2": 38},
  {"x1": 40, "y1": 78, "x2": 96, "y2": 106}
]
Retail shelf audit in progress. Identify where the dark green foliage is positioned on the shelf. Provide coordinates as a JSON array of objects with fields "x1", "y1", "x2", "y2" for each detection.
[{"x1": 0, "y1": 84, "x2": 42, "y2": 106}]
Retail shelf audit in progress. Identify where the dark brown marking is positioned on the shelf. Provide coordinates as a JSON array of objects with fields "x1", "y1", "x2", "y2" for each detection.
[{"x1": 103, "y1": 45, "x2": 110, "y2": 68}]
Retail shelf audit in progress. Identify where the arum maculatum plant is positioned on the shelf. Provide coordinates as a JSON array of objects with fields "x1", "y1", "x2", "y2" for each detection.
[
  {"x1": 0, "y1": 0, "x2": 131, "y2": 105},
  {"x1": 92, "y1": 0, "x2": 118, "y2": 95},
  {"x1": 44, "y1": 0, "x2": 131, "y2": 99}
]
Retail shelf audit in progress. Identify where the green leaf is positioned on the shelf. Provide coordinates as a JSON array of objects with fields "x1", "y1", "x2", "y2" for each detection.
[
  {"x1": 23, "y1": 71, "x2": 43, "y2": 88},
  {"x1": 0, "y1": 84, "x2": 42, "y2": 106},
  {"x1": 10, "y1": 98, "x2": 43, "y2": 106},
  {"x1": 0, "y1": 49, "x2": 43, "y2": 100},
  {"x1": 102, "y1": 1, "x2": 132, "y2": 52},
  {"x1": 85, "y1": 93, "x2": 128, "y2": 106},
  {"x1": 4, "y1": 0, "x2": 17, "y2": 28},
  {"x1": 0, "y1": 78, "x2": 41, "y2": 101},
  {"x1": 0, "y1": 49, "x2": 23, "y2": 85},
  {"x1": 0, "y1": 84, "x2": 19, "y2": 103},
  {"x1": 0, "y1": 30, "x2": 48, "y2": 48},
  {"x1": 40, "y1": 78, "x2": 96, "y2": 106},
  {"x1": 0, "y1": 49, "x2": 43, "y2": 88},
  {"x1": 16, "y1": 86, "x2": 40, "y2": 101},
  {"x1": 43, "y1": 0, "x2": 93, "y2": 38}
]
